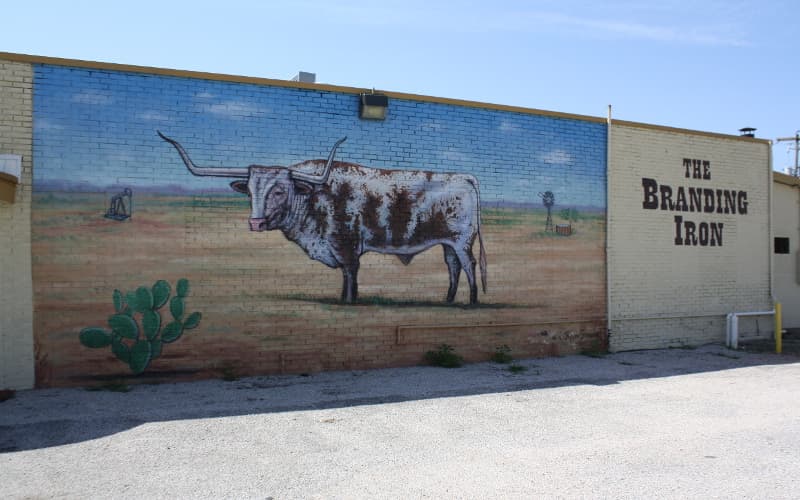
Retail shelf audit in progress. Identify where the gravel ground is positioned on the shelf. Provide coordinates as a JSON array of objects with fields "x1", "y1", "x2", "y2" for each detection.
[{"x1": 2, "y1": 344, "x2": 800, "y2": 499}]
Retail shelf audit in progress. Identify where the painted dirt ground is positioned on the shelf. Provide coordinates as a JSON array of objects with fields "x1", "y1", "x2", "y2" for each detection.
[{"x1": 32, "y1": 193, "x2": 606, "y2": 387}]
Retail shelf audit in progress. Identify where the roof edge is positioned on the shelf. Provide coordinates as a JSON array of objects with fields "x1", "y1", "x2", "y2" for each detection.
[
  {"x1": 774, "y1": 171, "x2": 800, "y2": 186},
  {"x1": 0, "y1": 51, "x2": 769, "y2": 143},
  {"x1": 0, "y1": 51, "x2": 604, "y2": 124},
  {"x1": 612, "y1": 119, "x2": 771, "y2": 145}
]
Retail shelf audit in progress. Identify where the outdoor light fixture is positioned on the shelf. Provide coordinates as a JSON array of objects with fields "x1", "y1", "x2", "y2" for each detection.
[{"x1": 359, "y1": 92, "x2": 388, "y2": 120}]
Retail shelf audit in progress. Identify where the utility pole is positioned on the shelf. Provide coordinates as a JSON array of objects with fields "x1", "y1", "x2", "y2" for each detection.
[{"x1": 776, "y1": 131, "x2": 800, "y2": 176}]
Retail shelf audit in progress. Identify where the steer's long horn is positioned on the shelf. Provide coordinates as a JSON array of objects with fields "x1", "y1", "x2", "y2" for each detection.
[
  {"x1": 157, "y1": 131, "x2": 249, "y2": 178},
  {"x1": 290, "y1": 136, "x2": 347, "y2": 184}
]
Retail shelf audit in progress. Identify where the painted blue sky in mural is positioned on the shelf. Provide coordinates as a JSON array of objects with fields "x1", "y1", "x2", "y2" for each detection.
[{"x1": 33, "y1": 65, "x2": 606, "y2": 208}]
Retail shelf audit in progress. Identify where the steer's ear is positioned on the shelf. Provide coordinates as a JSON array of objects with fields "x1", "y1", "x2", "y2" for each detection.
[
  {"x1": 230, "y1": 180, "x2": 248, "y2": 194},
  {"x1": 293, "y1": 180, "x2": 313, "y2": 196}
]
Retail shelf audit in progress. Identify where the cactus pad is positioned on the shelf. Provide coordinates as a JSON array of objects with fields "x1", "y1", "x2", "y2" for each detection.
[
  {"x1": 112, "y1": 337, "x2": 131, "y2": 363},
  {"x1": 135, "y1": 286, "x2": 154, "y2": 312},
  {"x1": 129, "y1": 340, "x2": 152, "y2": 374},
  {"x1": 170, "y1": 296, "x2": 184, "y2": 321},
  {"x1": 125, "y1": 291, "x2": 139, "y2": 312},
  {"x1": 176, "y1": 278, "x2": 189, "y2": 298},
  {"x1": 161, "y1": 321, "x2": 184, "y2": 343},
  {"x1": 108, "y1": 314, "x2": 139, "y2": 340},
  {"x1": 152, "y1": 280, "x2": 171, "y2": 309},
  {"x1": 142, "y1": 310, "x2": 161, "y2": 340},
  {"x1": 112, "y1": 289, "x2": 123, "y2": 313},
  {"x1": 183, "y1": 312, "x2": 202, "y2": 330},
  {"x1": 79, "y1": 328, "x2": 112, "y2": 348}
]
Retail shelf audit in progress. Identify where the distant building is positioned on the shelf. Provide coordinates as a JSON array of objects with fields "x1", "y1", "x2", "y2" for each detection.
[{"x1": 773, "y1": 172, "x2": 800, "y2": 328}]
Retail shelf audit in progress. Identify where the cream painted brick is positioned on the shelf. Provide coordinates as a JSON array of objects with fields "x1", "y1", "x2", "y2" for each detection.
[
  {"x1": 0, "y1": 59, "x2": 34, "y2": 390},
  {"x1": 608, "y1": 124, "x2": 771, "y2": 351}
]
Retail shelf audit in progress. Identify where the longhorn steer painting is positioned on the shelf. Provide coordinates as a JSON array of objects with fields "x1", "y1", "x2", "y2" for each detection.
[
  {"x1": 157, "y1": 132, "x2": 487, "y2": 305},
  {"x1": 30, "y1": 65, "x2": 608, "y2": 387}
]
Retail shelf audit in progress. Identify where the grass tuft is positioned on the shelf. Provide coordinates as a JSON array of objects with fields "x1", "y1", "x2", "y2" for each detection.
[
  {"x1": 424, "y1": 344, "x2": 464, "y2": 368},
  {"x1": 491, "y1": 345, "x2": 513, "y2": 364}
]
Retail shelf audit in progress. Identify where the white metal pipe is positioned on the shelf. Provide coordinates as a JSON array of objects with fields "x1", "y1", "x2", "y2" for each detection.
[
  {"x1": 733, "y1": 310, "x2": 775, "y2": 317},
  {"x1": 726, "y1": 313, "x2": 732, "y2": 347},
  {"x1": 605, "y1": 105, "x2": 612, "y2": 349},
  {"x1": 726, "y1": 309, "x2": 775, "y2": 349}
]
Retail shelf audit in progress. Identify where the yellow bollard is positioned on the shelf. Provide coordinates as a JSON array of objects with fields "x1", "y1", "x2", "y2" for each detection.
[{"x1": 775, "y1": 302, "x2": 782, "y2": 354}]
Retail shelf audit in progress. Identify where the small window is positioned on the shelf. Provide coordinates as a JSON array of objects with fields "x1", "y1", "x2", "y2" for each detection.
[{"x1": 775, "y1": 237, "x2": 790, "y2": 254}]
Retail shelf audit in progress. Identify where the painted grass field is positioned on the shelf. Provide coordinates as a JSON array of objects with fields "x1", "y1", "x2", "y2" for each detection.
[{"x1": 32, "y1": 193, "x2": 606, "y2": 387}]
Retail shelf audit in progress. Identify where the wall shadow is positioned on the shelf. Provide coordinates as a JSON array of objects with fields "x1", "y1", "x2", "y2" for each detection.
[{"x1": 1, "y1": 344, "x2": 798, "y2": 453}]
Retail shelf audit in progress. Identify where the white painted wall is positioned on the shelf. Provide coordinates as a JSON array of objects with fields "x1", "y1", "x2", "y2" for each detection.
[{"x1": 608, "y1": 123, "x2": 772, "y2": 351}]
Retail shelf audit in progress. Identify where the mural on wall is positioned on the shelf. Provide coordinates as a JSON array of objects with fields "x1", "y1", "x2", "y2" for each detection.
[
  {"x1": 30, "y1": 64, "x2": 608, "y2": 387},
  {"x1": 539, "y1": 191, "x2": 555, "y2": 232},
  {"x1": 158, "y1": 132, "x2": 487, "y2": 305},
  {"x1": 79, "y1": 279, "x2": 201, "y2": 374},
  {"x1": 104, "y1": 187, "x2": 133, "y2": 221}
]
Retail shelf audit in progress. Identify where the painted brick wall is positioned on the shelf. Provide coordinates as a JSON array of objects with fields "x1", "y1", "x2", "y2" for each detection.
[
  {"x1": 0, "y1": 60, "x2": 34, "y2": 390},
  {"x1": 28, "y1": 63, "x2": 608, "y2": 387},
  {"x1": 608, "y1": 123, "x2": 772, "y2": 351}
]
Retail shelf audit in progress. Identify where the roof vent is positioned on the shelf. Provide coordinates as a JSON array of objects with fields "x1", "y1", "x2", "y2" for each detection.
[
  {"x1": 291, "y1": 71, "x2": 316, "y2": 84},
  {"x1": 739, "y1": 127, "x2": 756, "y2": 138}
]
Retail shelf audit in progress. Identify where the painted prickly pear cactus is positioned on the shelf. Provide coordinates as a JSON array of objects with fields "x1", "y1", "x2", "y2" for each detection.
[{"x1": 79, "y1": 279, "x2": 202, "y2": 374}]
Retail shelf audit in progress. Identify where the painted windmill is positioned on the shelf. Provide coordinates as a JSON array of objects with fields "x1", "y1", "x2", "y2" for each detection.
[{"x1": 538, "y1": 191, "x2": 555, "y2": 232}]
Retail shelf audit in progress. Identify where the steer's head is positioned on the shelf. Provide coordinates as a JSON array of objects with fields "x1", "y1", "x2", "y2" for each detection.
[
  {"x1": 230, "y1": 168, "x2": 313, "y2": 231},
  {"x1": 158, "y1": 131, "x2": 346, "y2": 232}
]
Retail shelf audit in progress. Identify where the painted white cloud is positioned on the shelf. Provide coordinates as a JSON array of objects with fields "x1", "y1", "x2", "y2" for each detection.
[
  {"x1": 34, "y1": 118, "x2": 64, "y2": 131},
  {"x1": 540, "y1": 149, "x2": 573, "y2": 166},
  {"x1": 498, "y1": 120, "x2": 521, "y2": 133},
  {"x1": 136, "y1": 110, "x2": 170, "y2": 121},
  {"x1": 438, "y1": 147, "x2": 472, "y2": 164},
  {"x1": 196, "y1": 100, "x2": 269, "y2": 120},
  {"x1": 418, "y1": 121, "x2": 444, "y2": 132},
  {"x1": 71, "y1": 90, "x2": 113, "y2": 105}
]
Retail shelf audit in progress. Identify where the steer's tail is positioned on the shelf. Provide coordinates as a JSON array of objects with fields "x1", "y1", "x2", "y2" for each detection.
[
  {"x1": 478, "y1": 228, "x2": 487, "y2": 293},
  {"x1": 468, "y1": 176, "x2": 487, "y2": 293}
]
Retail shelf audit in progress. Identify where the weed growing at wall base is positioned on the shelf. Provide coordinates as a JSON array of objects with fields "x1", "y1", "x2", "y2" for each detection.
[
  {"x1": 491, "y1": 344, "x2": 513, "y2": 363},
  {"x1": 219, "y1": 363, "x2": 239, "y2": 381},
  {"x1": 424, "y1": 344, "x2": 464, "y2": 368},
  {"x1": 79, "y1": 279, "x2": 202, "y2": 374}
]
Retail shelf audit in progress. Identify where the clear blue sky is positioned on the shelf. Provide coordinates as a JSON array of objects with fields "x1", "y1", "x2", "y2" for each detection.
[{"x1": 3, "y1": 0, "x2": 798, "y2": 170}]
